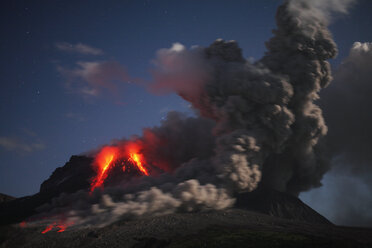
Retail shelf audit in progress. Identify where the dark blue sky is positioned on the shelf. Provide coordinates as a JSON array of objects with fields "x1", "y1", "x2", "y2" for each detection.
[{"x1": 0, "y1": 0, "x2": 371, "y2": 216}]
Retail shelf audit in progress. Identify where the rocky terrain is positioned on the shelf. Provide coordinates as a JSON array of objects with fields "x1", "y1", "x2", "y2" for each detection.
[{"x1": 1, "y1": 209, "x2": 372, "y2": 248}]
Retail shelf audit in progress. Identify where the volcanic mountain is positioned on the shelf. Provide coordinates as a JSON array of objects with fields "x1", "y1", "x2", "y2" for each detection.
[
  {"x1": 1, "y1": 155, "x2": 372, "y2": 247},
  {"x1": 0, "y1": 154, "x2": 330, "y2": 226},
  {"x1": 2, "y1": 0, "x2": 372, "y2": 247}
]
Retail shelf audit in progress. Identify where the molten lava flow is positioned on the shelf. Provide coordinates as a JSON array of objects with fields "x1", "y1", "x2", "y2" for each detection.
[
  {"x1": 90, "y1": 146, "x2": 118, "y2": 192},
  {"x1": 41, "y1": 223, "x2": 55, "y2": 234},
  {"x1": 56, "y1": 224, "x2": 67, "y2": 232},
  {"x1": 129, "y1": 152, "x2": 149, "y2": 176},
  {"x1": 90, "y1": 142, "x2": 150, "y2": 192},
  {"x1": 41, "y1": 221, "x2": 73, "y2": 234}
]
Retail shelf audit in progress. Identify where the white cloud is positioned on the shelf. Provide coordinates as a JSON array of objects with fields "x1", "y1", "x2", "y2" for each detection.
[
  {"x1": 0, "y1": 136, "x2": 45, "y2": 153},
  {"x1": 56, "y1": 42, "x2": 104, "y2": 56},
  {"x1": 58, "y1": 61, "x2": 129, "y2": 99}
]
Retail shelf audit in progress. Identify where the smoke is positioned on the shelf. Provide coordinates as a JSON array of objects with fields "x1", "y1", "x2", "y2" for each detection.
[
  {"x1": 303, "y1": 41, "x2": 372, "y2": 226},
  {"x1": 257, "y1": 0, "x2": 340, "y2": 195},
  {"x1": 149, "y1": 43, "x2": 210, "y2": 99},
  {"x1": 31, "y1": 0, "x2": 358, "y2": 228},
  {"x1": 323, "y1": 41, "x2": 372, "y2": 164},
  {"x1": 37, "y1": 179, "x2": 233, "y2": 228},
  {"x1": 288, "y1": 0, "x2": 355, "y2": 26}
]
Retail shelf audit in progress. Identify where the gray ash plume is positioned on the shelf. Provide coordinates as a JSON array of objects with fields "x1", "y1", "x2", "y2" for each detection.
[{"x1": 305, "y1": 41, "x2": 372, "y2": 226}]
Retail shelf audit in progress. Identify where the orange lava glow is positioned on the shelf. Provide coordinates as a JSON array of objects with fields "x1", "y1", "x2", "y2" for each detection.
[
  {"x1": 129, "y1": 152, "x2": 149, "y2": 176},
  {"x1": 90, "y1": 142, "x2": 150, "y2": 192},
  {"x1": 41, "y1": 223, "x2": 55, "y2": 234},
  {"x1": 90, "y1": 146, "x2": 118, "y2": 192},
  {"x1": 41, "y1": 221, "x2": 73, "y2": 234},
  {"x1": 56, "y1": 224, "x2": 67, "y2": 233}
]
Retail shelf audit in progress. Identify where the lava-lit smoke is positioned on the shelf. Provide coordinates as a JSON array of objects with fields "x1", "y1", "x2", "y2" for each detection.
[{"x1": 30, "y1": 0, "x2": 357, "y2": 231}]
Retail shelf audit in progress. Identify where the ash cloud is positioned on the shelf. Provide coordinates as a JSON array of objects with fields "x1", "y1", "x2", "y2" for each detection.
[
  {"x1": 32, "y1": 0, "x2": 360, "y2": 228},
  {"x1": 149, "y1": 43, "x2": 210, "y2": 98},
  {"x1": 288, "y1": 0, "x2": 355, "y2": 25},
  {"x1": 306, "y1": 41, "x2": 372, "y2": 226},
  {"x1": 323, "y1": 41, "x2": 372, "y2": 164}
]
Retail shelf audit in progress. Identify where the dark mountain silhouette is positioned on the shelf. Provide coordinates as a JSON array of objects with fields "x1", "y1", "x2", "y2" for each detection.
[
  {"x1": 0, "y1": 193, "x2": 15, "y2": 203},
  {"x1": 0, "y1": 156, "x2": 93, "y2": 225}
]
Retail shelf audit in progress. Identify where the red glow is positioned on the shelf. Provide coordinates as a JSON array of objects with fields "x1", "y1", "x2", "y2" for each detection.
[
  {"x1": 90, "y1": 142, "x2": 150, "y2": 192},
  {"x1": 19, "y1": 221, "x2": 27, "y2": 228},
  {"x1": 90, "y1": 146, "x2": 118, "y2": 192},
  {"x1": 41, "y1": 223, "x2": 55, "y2": 234},
  {"x1": 56, "y1": 224, "x2": 67, "y2": 232},
  {"x1": 41, "y1": 221, "x2": 74, "y2": 234},
  {"x1": 129, "y1": 152, "x2": 149, "y2": 176}
]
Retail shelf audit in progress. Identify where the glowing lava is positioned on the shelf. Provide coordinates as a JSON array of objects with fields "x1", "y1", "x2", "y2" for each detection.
[
  {"x1": 90, "y1": 142, "x2": 150, "y2": 192},
  {"x1": 129, "y1": 152, "x2": 149, "y2": 176},
  {"x1": 41, "y1": 221, "x2": 73, "y2": 234},
  {"x1": 90, "y1": 146, "x2": 118, "y2": 192},
  {"x1": 41, "y1": 223, "x2": 55, "y2": 234},
  {"x1": 56, "y1": 223, "x2": 67, "y2": 233}
]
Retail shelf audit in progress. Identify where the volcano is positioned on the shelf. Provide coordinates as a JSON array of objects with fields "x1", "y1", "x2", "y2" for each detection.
[
  {"x1": 0, "y1": 154, "x2": 329, "y2": 226},
  {"x1": 1, "y1": 156, "x2": 372, "y2": 247},
  {"x1": 2, "y1": 0, "x2": 372, "y2": 246}
]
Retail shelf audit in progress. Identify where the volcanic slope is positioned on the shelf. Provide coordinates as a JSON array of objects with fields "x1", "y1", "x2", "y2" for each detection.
[
  {"x1": 0, "y1": 155, "x2": 332, "y2": 226},
  {"x1": 1, "y1": 208, "x2": 372, "y2": 248}
]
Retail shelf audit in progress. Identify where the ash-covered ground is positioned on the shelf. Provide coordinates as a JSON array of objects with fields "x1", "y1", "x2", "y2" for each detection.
[{"x1": 1, "y1": 208, "x2": 372, "y2": 248}]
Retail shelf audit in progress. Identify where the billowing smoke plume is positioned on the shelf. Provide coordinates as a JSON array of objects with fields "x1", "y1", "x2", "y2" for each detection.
[
  {"x1": 258, "y1": 0, "x2": 339, "y2": 195},
  {"x1": 323, "y1": 42, "x2": 372, "y2": 165},
  {"x1": 302, "y1": 41, "x2": 372, "y2": 226},
  {"x1": 32, "y1": 0, "x2": 356, "y2": 227}
]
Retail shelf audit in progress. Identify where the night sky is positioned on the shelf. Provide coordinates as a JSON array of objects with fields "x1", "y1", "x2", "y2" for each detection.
[{"x1": 1, "y1": 0, "x2": 372, "y2": 224}]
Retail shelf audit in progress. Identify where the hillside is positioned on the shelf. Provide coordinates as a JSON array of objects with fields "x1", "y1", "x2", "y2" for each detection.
[{"x1": 1, "y1": 209, "x2": 371, "y2": 248}]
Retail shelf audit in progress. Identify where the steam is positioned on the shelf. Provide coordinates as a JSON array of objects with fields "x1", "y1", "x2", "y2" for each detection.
[{"x1": 33, "y1": 0, "x2": 357, "y2": 227}]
